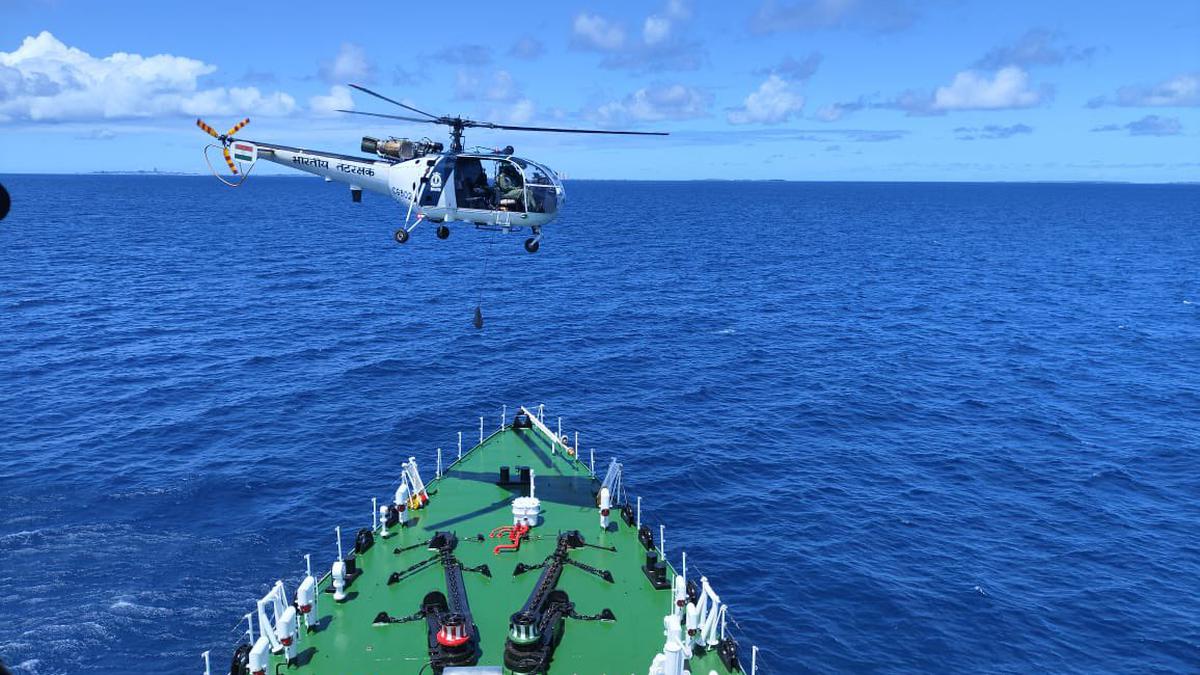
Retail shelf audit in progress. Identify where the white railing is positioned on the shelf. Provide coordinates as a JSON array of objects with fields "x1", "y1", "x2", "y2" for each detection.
[{"x1": 519, "y1": 405, "x2": 563, "y2": 451}]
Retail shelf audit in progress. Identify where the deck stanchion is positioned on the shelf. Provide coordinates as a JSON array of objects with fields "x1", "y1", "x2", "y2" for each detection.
[
  {"x1": 437, "y1": 448, "x2": 442, "y2": 479},
  {"x1": 682, "y1": 551, "x2": 687, "y2": 584},
  {"x1": 502, "y1": 404, "x2": 507, "y2": 429},
  {"x1": 538, "y1": 404, "x2": 544, "y2": 421},
  {"x1": 336, "y1": 526, "x2": 344, "y2": 562},
  {"x1": 458, "y1": 431, "x2": 462, "y2": 460},
  {"x1": 751, "y1": 645, "x2": 758, "y2": 675},
  {"x1": 590, "y1": 448, "x2": 595, "y2": 475},
  {"x1": 372, "y1": 497, "x2": 378, "y2": 530},
  {"x1": 479, "y1": 416, "x2": 484, "y2": 444},
  {"x1": 557, "y1": 417, "x2": 562, "y2": 441},
  {"x1": 304, "y1": 554, "x2": 318, "y2": 618},
  {"x1": 636, "y1": 496, "x2": 642, "y2": 531},
  {"x1": 660, "y1": 524, "x2": 666, "y2": 561},
  {"x1": 202, "y1": 650, "x2": 211, "y2": 675}
]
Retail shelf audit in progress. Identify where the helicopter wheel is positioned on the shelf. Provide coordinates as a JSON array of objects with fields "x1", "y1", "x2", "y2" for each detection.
[
  {"x1": 394, "y1": 228, "x2": 410, "y2": 244},
  {"x1": 436, "y1": 225, "x2": 450, "y2": 240},
  {"x1": 524, "y1": 237, "x2": 540, "y2": 254}
]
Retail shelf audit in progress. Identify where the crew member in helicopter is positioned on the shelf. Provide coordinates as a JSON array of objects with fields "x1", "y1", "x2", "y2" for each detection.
[
  {"x1": 456, "y1": 160, "x2": 492, "y2": 208},
  {"x1": 473, "y1": 167, "x2": 493, "y2": 207},
  {"x1": 495, "y1": 162, "x2": 525, "y2": 211}
]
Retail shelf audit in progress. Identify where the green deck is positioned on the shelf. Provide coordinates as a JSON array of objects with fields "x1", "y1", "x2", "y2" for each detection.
[{"x1": 265, "y1": 416, "x2": 739, "y2": 674}]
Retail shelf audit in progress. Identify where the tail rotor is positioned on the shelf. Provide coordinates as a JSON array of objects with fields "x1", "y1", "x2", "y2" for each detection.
[
  {"x1": 221, "y1": 146, "x2": 238, "y2": 174},
  {"x1": 195, "y1": 118, "x2": 221, "y2": 139},
  {"x1": 196, "y1": 117, "x2": 256, "y2": 187}
]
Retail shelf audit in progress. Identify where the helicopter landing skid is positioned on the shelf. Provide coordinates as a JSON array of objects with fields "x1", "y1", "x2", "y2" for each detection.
[
  {"x1": 472, "y1": 223, "x2": 541, "y2": 253},
  {"x1": 472, "y1": 223, "x2": 532, "y2": 234}
]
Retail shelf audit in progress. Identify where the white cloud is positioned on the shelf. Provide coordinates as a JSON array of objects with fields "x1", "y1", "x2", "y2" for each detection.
[
  {"x1": 0, "y1": 31, "x2": 295, "y2": 122},
  {"x1": 319, "y1": 43, "x2": 375, "y2": 84},
  {"x1": 508, "y1": 36, "x2": 545, "y2": 60},
  {"x1": 932, "y1": 66, "x2": 1042, "y2": 111},
  {"x1": 1130, "y1": 73, "x2": 1199, "y2": 106},
  {"x1": 1089, "y1": 72, "x2": 1200, "y2": 108},
  {"x1": 309, "y1": 85, "x2": 354, "y2": 117},
  {"x1": 815, "y1": 97, "x2": 866, "y2": 121},
  {"x1": 573, "y1": 14, "x2": 626, "y2": 51},
  {"x1": 1092, "y1": 115, "x2": 1183, "y2": 136},
  {"x1": 643, "y1": 0, "x2": 692, "y2": 45},
  {"x1": 749, "y1": 0, "x2": 918, "y2": 35},
  {"x1": 572, "y1": 3, "x2": 701, "y2": 72},
  {"x1": 665, "y1": 0, "x2": 691, "y2": 19},
  {"x1": 974, "y1": 29, "x2": 1096, "y2": 70},
  {"x1": 504, "y1": 97, "x2": 532, "y2": 123},
  {"x1": 644, "y1": 16, "x2": 672, "y2": 45},
  {"x1": 727, "y1": 75, "x2": 806, "y2": 124},
  {"x1": 486, "y1": 70, "x2": 518, "y2": 101},
  {"x1": 455, "y1": 68, "x2": 521, "y2": 102},
  {"x1": 954, "y1": 123, "x2": 1033, "y2": 140},
  {"x1": 759, "y1": 53, "x2": 822, "y2": 82},
  {"x1": 78, "y1": 128, "x2": 117, "y2": 140},
  {"x1": 592, "y1": 84, "x2": 710, "y2": 124},
  {"x1": 432, "y1": 44, "x2": 492, "y2": 66}
]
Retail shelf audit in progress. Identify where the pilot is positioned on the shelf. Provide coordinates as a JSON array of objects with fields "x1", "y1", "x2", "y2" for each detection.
[{"x1": 495, "y1": 163, "x2": 524, "y2": 210}]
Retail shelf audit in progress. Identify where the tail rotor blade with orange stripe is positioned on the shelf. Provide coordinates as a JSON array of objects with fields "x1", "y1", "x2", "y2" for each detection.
[
  {"x1": 222, "y1": 146, "x2": 239, "y2": 175},
  {"x1": 225, "y1": 118, "x2": 250, "y2": 137},
  {"x1": 196, "y1": 119, "x2": 220, "y2": 139}
]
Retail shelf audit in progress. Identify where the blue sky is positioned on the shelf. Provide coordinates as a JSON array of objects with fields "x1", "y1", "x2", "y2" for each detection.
[{"x1": 1, "y1": 0, "x2": 1197, "y2": 181}]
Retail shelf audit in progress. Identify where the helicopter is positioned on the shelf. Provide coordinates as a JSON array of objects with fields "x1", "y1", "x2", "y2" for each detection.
[{"x1": 196, "y1": 84, "x2": 667, "y2": 253}]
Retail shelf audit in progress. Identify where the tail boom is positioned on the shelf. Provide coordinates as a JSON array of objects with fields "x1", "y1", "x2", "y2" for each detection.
[{"x1": 242, "y1": 139, "x2": 392, "y2": 195}]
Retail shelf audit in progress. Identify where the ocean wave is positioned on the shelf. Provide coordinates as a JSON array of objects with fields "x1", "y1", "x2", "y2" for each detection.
[{"x1": 1, "y1": 177, "x2": 1198, "y2": 673}]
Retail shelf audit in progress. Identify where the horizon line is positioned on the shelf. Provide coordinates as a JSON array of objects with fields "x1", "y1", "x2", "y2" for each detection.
[{"x1": 0, "y1": 172, "x2": 1197, "y2": 186}]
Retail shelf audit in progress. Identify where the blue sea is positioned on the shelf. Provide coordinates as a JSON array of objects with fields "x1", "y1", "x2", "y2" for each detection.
[{"x1": 0, "y1": 175, "x2": 1197, "y2": 674}]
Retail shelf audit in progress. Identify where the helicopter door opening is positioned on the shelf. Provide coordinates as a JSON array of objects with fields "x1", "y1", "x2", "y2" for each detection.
[
  {"x1": 492, "y1": 159, "x2": 526, "y2": 213},
  {"x1": 454, "y1": 157, "x2": 491, "y2": 210}
]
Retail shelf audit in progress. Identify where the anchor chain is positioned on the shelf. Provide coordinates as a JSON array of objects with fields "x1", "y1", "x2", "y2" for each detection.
[
  {"x1": 388, "y1": 554, "x2": 439, "y2": 585},
  {"x1": 568, "y1": 607, "x2": 617, "y2": 622},
  {"x1": 373, "y1": 609, "x2": 426, "y2": 625},
  {"x1": 565, "y1": 558, "x2": 615, "y2": 583}
]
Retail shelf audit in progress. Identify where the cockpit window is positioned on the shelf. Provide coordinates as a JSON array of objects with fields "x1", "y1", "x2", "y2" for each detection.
[
  {"x1": 449, "y1": 155, "x2": 561, "y2": 215},
  {"x1": 517, "y1": 160, "x2": 561, "y2": 214}
]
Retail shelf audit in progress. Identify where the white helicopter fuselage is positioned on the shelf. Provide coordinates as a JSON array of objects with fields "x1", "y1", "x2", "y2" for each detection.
[{"x1": 244, "y1": 141, "x2": 562, "y2": 232}]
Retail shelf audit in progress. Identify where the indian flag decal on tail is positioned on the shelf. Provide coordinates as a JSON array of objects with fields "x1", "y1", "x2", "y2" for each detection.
[{"x1": 232, "y1": 142, "x2": 256, "y2": 163}]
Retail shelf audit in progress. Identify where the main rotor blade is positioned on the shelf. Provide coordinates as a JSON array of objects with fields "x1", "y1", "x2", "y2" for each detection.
[
  {"x1": 348, "y1": 84, "x2": 440, "y2": 120},
  {"x1": 467, "y1": 121, "x2": 669, "y2": 136},
  {"x1": 336, "y1": 110, "x2": 442, "y2": 125}
]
